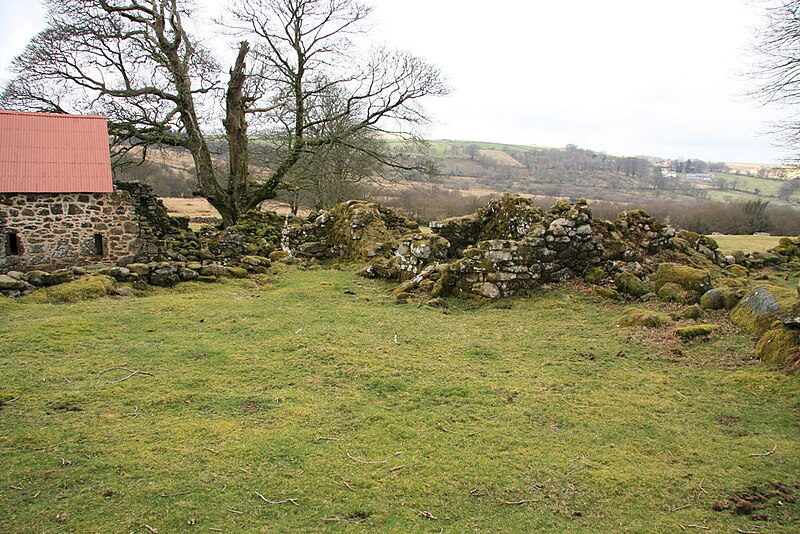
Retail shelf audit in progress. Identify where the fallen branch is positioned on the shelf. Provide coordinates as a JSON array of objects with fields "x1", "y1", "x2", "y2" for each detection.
[
  {"x1": 686, "y1": 525, "x2": 709, "y2": 530},
  {"x1": 144, "y1": 525, "x2": 159, "y2": 534},
  {"x1": 389, "y1": 465, "x2": 404, "y2": 472},
  {"x1": 347, "y1": 452, "x2": 387, "y2": 465},
  {"x1": 668, "y1": 504, "x2": 690, "y2": 512},
  {"x1": 315, "y1": 436, "x2": 342, "y2": 442},
  {"x1": 736, "y1": 529, "x2": 761, "y2": 534},
  {"x1": 203, "y1": 447, "x2": 220, "y2": 454},
  {"x1": 749, "y1": 439, "x2": 778, "y2": 457},
  {"x1": 254, "y1": 491, "x2": 299, "y2": 506},
  {"x1": 98, "y1": 366, "x2": 154, "y2": 384},
  {"x1": 209, "y1": 529, "x2": 223, "y2": 533},
  {"x1": 436, "y1": 423, "x2": 457, "y2": 434},
  {"x1": 416, "y1": 510, "x2": 441, "y2": 520},
  {"x1": 227, "y1": 508, "x2": 243, "y2": 515},
  {"x1": 499, "y1": 499, "x2": 539, "y2": 506},
  {"x1": 160, "y1": 491, "x2": 192, "y2": 497}
]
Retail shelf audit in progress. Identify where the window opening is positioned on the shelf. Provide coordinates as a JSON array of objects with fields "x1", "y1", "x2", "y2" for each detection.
[
  {"x1": 94, "y1": 234, "x2": 105, "y2": 257},
  {"x1": 6, "y1": 232, "x2": 20, "y2": 255}
]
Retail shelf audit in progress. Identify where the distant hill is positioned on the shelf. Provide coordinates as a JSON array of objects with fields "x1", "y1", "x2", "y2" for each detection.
[{"x1": 114, "y1": 139, "x2": 800, "y2": 211}]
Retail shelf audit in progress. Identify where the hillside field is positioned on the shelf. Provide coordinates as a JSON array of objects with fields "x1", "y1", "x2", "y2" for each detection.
[{"x1": 0, "y1": 266, "x2": 798, "y2": 532}]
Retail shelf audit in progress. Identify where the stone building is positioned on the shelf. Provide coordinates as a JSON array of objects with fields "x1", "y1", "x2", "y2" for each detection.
[{"x1": 0, "y1": 110, "x2": 145, "y2": 272}]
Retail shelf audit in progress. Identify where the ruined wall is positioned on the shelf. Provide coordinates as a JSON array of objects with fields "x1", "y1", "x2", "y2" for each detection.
[
  {"x1": 0, "y1": 191, "x2": 145, "y2": 272},
  {"x1": 386, "y1": 196, "x2": 678, "y2": 299}
]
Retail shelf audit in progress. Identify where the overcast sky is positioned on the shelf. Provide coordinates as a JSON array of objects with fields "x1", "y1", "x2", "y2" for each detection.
[{"x1": 0, "y1": 0, "x2": 787, "y2": 164}]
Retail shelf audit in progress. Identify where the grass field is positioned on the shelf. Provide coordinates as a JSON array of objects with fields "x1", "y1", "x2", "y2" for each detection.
[
  {"x1": 1, "y1": 268, "x2": 798, "y2": 532},
  {"x1": 709, "y1": 234, "x2": 789, "y2": 254}
]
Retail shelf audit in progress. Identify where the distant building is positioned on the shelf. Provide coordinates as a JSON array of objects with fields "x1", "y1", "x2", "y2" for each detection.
[{"x1": 0, "y1": 110, "x2": 146, "y2": 272}]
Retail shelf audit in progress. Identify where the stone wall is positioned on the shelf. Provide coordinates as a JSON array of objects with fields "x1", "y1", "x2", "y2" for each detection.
[{"x1": 0, "y1": 191, "x2": 145, "y2": 272}]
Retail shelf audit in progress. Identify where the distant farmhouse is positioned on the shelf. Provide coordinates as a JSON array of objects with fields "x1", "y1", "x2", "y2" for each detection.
[{"x1": 0, "y1": 110, "x2": 147, "y2": 272}]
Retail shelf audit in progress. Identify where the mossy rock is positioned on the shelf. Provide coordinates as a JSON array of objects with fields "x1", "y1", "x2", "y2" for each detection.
[
  {"x1": 617, "y1": 307, "x2": 670, "y2": 328},
  {"x1": 676, "y1": 304, "x2": 704, "y2": 320},
  {"x1": 674, "y1": 324, "x2": 721, "y2": 340},
  {"x1": 651, "y1": 263, "x2": 712, "y2": 294},
  {"x1": 657, "y1": 282, "x2": 691, "y2": 304},
  {"x1": 584, "y1": 267, "x2": 606, "y2": 285},
  {"x1": 595, "y1": 287, "x2": 622, "y2": 300},
  {"x1": 730, "y1": 285, "x2": 799, "y2": 336},
  {"x1": 699, "y1": 288, "x2": 743, "y2": 310},
  {"x1": 615, "y1": 271, "x2": 651, "y2": 298},
  {"x1": 725, "y1": 264, "x2": 749, "y2": 278},
  {"x1": 755, "y1": 327, "x2": 799, "y2": 365},
  {"x1": 224, "y1": 267, "x2": 249, "y2": 279},
  {"x1": 21, "y1": 275, "x2": 116, "y2": 304}
]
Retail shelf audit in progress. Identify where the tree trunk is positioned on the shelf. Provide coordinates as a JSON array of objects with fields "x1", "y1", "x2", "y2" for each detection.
[{"x1": 224, "y1": 41, "x2": 251, "y2": 224}]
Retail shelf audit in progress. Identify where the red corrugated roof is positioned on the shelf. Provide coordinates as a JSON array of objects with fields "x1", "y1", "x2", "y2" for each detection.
[{"x1": 0, "y1": 110, "x2": 113, "y2": 193}]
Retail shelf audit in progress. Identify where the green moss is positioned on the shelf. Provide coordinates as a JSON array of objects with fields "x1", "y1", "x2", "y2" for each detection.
[
  {"x1": 755, "y1": 327, "x2": 799, "y2": 365},
  {"x1": 584, "y1": 267, "x2": 606, "y2": 285},
  {"x1": 615, "y1": 271, "x2": 651, "y2": 298},
  {"x1": 21, "y1": 275, "x2": 116, "y2": 304},
  {"x1": 657, "y1": 282, "x2": 690, "y2": 304},
  {"x1": 595, "y1": 287, "x2": 621, "y2": 300},
  {"x1": 725, "y1": 264, "x2": 749, "y2": 278},
  {"x1": 730, "y1": 285, "x2": 798, "y2": 336},
  {"x1": 617, "y1": 307, "x2": 670, "y2": 328},
  {"x1": 699, "y1": 288, "x2": 743, "y2": 310},
  {"x1": 676, "y1": 304, "x2": 703, "y2": 320},
  {"x1": 674, "y1": 324, "x2": 721, "y2": 340},
  {"x1": 651, "y1": 263, "x2": 712, "y2": 293},
  {"x1": 224, "y1": 267, "x2": 249, "y2": 279}
]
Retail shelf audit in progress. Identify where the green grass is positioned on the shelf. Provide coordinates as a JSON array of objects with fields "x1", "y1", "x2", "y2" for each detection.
[
  {"x1": 709, "y1": 234, "x2": 790, "y2": 254},
  {"x1": 1, "y1": 269, "x2": 798, "y2": 532}
]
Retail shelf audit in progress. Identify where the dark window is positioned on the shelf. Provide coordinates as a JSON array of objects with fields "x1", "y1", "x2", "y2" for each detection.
[
  {"x1": 93, "y1": 234, "x2": 105, "y2": 257},
  {"x1": 6, "y1": 232, "x2": 20, "y2": 255}
]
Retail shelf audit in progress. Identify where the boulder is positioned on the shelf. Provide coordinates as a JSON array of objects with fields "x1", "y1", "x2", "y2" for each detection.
[
  {"x1": 674, "y1": 324, "x2": 721, "y2": 340},
  {"x1": 651, "y1": 263, "x2": 712, "y2": 294},
  {"x1": 657, "y1": 282, "x2": 691, "y2": 304},
  {"x1": 730, "y1": 286, "x2": 793, "y2": 336},
  {"x1": 755, "y1": 327, "x2": 799, "y2": 366},
  {"x1": 21, "y1": 275, "x2": 116, "y2": 304},
  {"x1": 617, "y1": 308, "x2": 670, "y2": 328},
  {"x1": 615, "y1": 271, "x2": 651, "y2": 298},
  {"x1": 699, "y1": 288, "x2": 743, "y2": 310}
]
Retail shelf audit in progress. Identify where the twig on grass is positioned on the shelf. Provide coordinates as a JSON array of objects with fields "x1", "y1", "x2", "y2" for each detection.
[
  {"x1": 674, "y1": 390, "x2": 688, "y2": 399},
  {"x1": 347, "y1": 452, "x2": 387, "y2": 465},
  {"x1": 698, "y1": 478, "x2": 708, "y2": 494},
  {"x1": 736, "y1": 529, "x2": 761, "y2": 534},
  {"x1": 160, "y1": 491, "x2": 192, "y2": 497},
  {"x1": 203, "y1": 447, "x2": 219, "y2": 454},
  {"x1": 343, "y1": 480, "x2": 356, "y2": 491},
  {"x1": 315, "y1": 436, "x2": 342, "y2": 441},
  {"x1": 415, "y1": 509, "x2": 441, "y2": 520},
  {"x1": 499, "y1": 499, "x2": 538, "y2": 505},
  {"x1": 393, "y1": 334, "x2": 400, "y2": 345},
  {"x1": 254, "y1": 491, "x2": 299, "y2": 506},
  {"x1": 209, "y1": 529, "x2": 223, "y2": 532},
  {"x1": 144, "y1": 525, "x2": 159, "y2": 534},
  {"x1": 749, "y1": 439, "x2": 778, "y2": 457},
  {"x1": 239, "y1": 468, "x2": 253, "y2": 475},
  {"x1": 436, "y1": 422, "x2": 457, "y2": 434},
  {"x1": 227, "y1": 508, "x2": 243, "y2": 515},
  {"x1": 686, "y1": 525, "x2": 709, "y2": 530},
  {"x1": 98, "y1": 366, "x2": 154, "y2": 384},
  {"x1": 668, "y1": 504, "x2": 691, "y2": 512},
  {"x1": 389, "y1": 465, "x2": 404, "y2": 472}
]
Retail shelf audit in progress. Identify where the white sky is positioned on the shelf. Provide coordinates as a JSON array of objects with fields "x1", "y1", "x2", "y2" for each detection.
[{"x1": 0, "y1": 0, "x2": 787, "y2": 164}]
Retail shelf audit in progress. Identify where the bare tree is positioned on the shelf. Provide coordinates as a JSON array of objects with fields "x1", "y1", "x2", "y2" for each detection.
[
  {"x1": 750, "y1": 0, "x2": 800, "y2": 162},
  {"x1": 1, "y1": 0, "x2": 448, "y2": 225}
]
